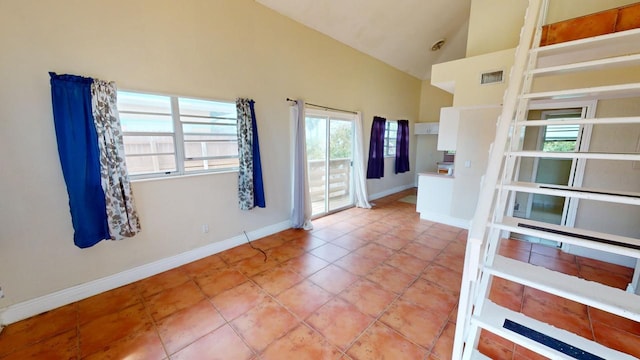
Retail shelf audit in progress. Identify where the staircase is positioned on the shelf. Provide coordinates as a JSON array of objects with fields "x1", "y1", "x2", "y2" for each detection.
[{"x1": 453, "y1": 0, "x2": 640, "y2": 359}]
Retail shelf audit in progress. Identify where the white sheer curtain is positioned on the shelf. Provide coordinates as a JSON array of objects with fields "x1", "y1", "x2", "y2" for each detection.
[
  {"x1": 353, "y1": 111, "x2": 371, "y2": 208},
  {"x1": 290, "y1": 100, "x2": 313, "y2": 230}
]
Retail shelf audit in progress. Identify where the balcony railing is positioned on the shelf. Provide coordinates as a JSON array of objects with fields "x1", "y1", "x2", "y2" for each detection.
[{"x1": 308, "y1": 158, "x2": 352, "y2": 215}]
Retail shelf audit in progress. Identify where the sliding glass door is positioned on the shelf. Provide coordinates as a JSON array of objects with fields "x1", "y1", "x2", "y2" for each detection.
[{"x1": 305, "y1": 110, "x2": 355, "y2": 217}]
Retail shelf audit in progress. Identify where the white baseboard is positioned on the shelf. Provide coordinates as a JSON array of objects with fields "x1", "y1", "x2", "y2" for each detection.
[
  {"x1": 0, "y1": 220, "x2": 291, "y2": 326},
  {"x1": 369, "y1": 184, "x2": 416, "y2": 201},
  {"x1": 419, "y1": 211, "x2": 470, "y2": 229}
]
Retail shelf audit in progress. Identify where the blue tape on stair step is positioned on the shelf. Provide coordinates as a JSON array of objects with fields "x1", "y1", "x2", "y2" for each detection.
[{"x1": 503, "y1": 319, "x2": 605, "y2": 360}]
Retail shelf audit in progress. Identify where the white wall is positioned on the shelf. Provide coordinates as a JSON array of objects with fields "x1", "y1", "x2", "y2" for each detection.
[
  {"x1": 0, "y1": 0, "x2": 421, "y2": 312},
  {"x1": 466, "y1": 0, "x2": 528, "y2": 57},
  {"x1": 450, "y1": 107, "x2": 502, "y2": 222},
  {"x1": 431, "y1": 48, "x2": 514, "y2": 107},
  {"x1": 466, "y1": 0, "x2": 639, "y2": 57},
  {"x1": 575, "y1": 98, "x2": 640, "y2": 239}
]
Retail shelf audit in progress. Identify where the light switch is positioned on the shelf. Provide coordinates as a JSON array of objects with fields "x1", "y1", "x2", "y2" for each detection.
[{"x1": 465, "y1": 160, "x2": 471, "y2": 168}]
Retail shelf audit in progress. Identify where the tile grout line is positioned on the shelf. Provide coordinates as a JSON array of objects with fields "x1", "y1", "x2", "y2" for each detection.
[
  {"x1": 166, "y1": 265, "x2": 252, "y2": 358},
  {"x1": 341, "y1": 229, "x2": 462, "y2": 358},
  {"x1": 244, "y1": 212, "x2": 409, "y2": 358},
  {"x1": 75, "y1": 302, "x2": 80, "y2": 360},
  {"x1": 198, "y1": 271, "x2": 259, "y2": 359},
  {"x1": 246, "y1": 245, "x2": 347, "y2": 358},
  {"x1": 200, "y1": 239, "x2": 343, "y2": 358},
  {"x1": 136, "y1": 281, "x2": 172, "y2": 360},
  {"x1": 515, "y1": 249, "x2": 532, "y2": 360}
]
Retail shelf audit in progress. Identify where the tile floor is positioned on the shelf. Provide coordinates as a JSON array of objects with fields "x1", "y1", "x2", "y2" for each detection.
[{"x1": 0, "y1": 189, "x2": 638, "y2": 359}]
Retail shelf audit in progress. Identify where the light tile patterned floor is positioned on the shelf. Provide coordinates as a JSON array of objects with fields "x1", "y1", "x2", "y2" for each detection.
[{"x1": 0, "y1": 189, "x2": 638, "y2": 359}]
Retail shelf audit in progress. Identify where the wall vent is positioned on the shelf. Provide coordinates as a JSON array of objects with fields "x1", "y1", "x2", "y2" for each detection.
[{"x1": 480, "y1": 70, "x2": 504, "y2": 85}]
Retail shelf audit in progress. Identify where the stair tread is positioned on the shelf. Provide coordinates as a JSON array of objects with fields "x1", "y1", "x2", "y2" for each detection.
[
  {"x1": 470, "y1": 350, "x2": 492, "y2": 360},
  {"x1": 473, "y1": 301, "x2": 638, "y2": 359},
  {"x1": 521, "y1": 83, "x2": 640, "y2": 101},
  {"x1": 529, "y1": 53, "x2": 640, "y2": 77},
  {"x1": 494, "y1": 216, "x2": 640, "y2": 257},
  {"x1": 515, "y1": 116, "x2": 640, "y2": 127},
  {"x1": 532, "y1": 28, "x2": 640, "y2": 68},
  {"x1": 488, "y1": 255, "x2": 640, "y2": 321},
  {"x1": 502, "y1": 181, "x2": 640, "y2": 206},
  {"x1": 509, "y1": 150, "x2": 640, "y2": 161}
]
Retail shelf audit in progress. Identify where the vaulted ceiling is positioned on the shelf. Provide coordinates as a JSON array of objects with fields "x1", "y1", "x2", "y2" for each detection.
[{"x1": 255, "y1": 0, "x2": 472, "y2": 80}]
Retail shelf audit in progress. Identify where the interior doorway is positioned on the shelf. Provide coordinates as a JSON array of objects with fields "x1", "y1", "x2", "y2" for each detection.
[{"x1": 305, "y1": 109, "x2": 355, "y2": 217}]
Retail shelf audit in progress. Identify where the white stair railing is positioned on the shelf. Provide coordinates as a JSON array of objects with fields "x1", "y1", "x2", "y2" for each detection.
[
  {"x1": 453, "y1": 0, "x2": 640, "y2": 358},
  {"x1": 451, "y1": 0, "x2": 546, "y2": 358}
]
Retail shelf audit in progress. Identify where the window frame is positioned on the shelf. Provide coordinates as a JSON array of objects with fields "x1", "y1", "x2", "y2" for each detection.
[
  {"x1": 117, "y1": 90, "x2": 239, "y2": 180},
  {"x1": 383, "y1": 120, "x2": 398, "y2": 157}
]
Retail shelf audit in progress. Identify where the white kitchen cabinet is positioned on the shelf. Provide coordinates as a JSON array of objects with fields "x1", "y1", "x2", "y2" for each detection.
[
  {"x1": 437, "y1": 107, "x2": 460, "y2": 151},
  {"x1": 414, "y1": 122, "x2": 439, "y2": 135}
]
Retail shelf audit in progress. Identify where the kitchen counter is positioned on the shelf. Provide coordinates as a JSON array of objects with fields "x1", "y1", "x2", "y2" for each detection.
[
  {"x1": 416, "y1": 173, "x2": 469, "y2": 229},
  {"x1": 419, "y1": 172, "x2": 455, "y2": 179},
  {"x1": 416, "y1": 174, "x2": 453, "y2": 215}
]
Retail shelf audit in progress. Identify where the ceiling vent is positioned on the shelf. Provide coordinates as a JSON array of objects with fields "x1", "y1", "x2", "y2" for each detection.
[{"x1": 480, "y1": 70, "x2": 504, "y2": 85}]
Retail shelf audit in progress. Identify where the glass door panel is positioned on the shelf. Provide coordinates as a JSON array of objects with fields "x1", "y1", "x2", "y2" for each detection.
[
  {"x1": 305, "y1": 116, "x2": 328, "y2": 216},
  {"x1": 328, "y1": 119, "x2": 354, "y2": 212},
  {"x1": 305, "y1": 112, "x2": 355, "y2": 217}
]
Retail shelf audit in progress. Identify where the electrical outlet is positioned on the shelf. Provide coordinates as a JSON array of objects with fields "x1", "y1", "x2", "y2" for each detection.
[{"x1": 0, "y1": 286, "x2": 4, "y2": 299}]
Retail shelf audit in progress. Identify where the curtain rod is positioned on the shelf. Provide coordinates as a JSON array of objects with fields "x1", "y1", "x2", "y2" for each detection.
[{"x1": 286, "y1": 98, "x2": 357, "y2": 115}]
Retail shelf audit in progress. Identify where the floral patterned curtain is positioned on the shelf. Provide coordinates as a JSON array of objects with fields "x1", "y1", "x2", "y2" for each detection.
[
  {"x1": 236, "y1": 98, "x2": 265, "y2": 210},
  {"x1": 236, "y1": 98, "x2": 255, "y2": 210},
  {"x1": 91, "y1": 80, "x2": 141, "y2": 239}
]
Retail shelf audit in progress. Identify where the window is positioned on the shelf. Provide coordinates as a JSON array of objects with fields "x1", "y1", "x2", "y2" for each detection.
[
  {"x1": 117, "y1": 91, "x2": 238, "y2": 178},
  {"x1": 384, "y1": 120, "x2": 397, "y2": 157},
  {"x1": 541, "y1": 111, "x2": 582, "y2": 152},
  {"x1": 542, "y1": 124, "x2": 580, "y2": 152}
]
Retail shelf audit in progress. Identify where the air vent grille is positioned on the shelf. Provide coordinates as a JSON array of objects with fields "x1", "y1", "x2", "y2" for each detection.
[{"x1": 481, "y1": 70, "x2": 504, "y2": 85}]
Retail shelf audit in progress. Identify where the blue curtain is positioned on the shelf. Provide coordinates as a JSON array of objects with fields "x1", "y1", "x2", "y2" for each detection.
[
  {"x1": 249, "y1": 100, "x2": 266, "y2": 208},
  {"x1": 366, "y1": 116, "x2": 386, "y2": 179},
  {"x1": 49, "y1": 72, "x2": 110, "y2": 248},
  {"x1": 395, "y1": 120, "x2": 410, "y2": 174}
]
